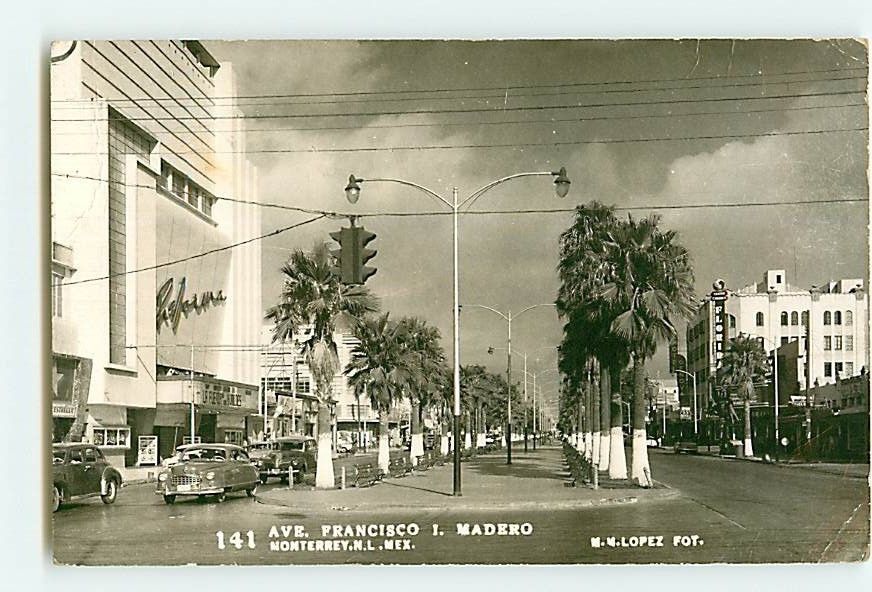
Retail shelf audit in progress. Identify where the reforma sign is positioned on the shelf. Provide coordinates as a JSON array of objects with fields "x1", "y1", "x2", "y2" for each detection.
[{"x1": 156, "y1": 276, "x2": 227, "y2": 334}]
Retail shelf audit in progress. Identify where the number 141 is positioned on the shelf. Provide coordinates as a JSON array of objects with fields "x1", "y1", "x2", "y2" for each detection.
[{"x1": 216, "y1": 530, "x2": 256, "y2": 550}]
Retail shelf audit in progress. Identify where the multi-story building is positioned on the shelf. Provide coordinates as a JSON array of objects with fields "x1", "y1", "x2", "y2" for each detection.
[
  {"x1": 50, "y1": 41, "x2": 261, "y2": 466},
  {"x1": 685, "y1": 269, "x2": 868, "y2": 416},
  {"x1": 650, "y1": 378, "x2": 680, "y2": 410},
  {"x1": 260, "y1": 325, "x2": 413, "y2": 448}
]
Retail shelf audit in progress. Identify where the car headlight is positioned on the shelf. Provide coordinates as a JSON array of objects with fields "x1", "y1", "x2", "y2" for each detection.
[
  {"x1": 158, "y1": 472, "x2": 168, "y2": 482},
  {"x1": 205, "y1": 471, "x2": 215, "y2": 480}
]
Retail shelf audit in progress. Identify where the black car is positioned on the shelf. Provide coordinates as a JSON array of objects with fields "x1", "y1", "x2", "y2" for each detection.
[
  {"x1": 247, "y1": 436, "x2": 316, "y2": 484},
  {"x1": 51, "y1": 443, "x2": 123, "y2": 512}
]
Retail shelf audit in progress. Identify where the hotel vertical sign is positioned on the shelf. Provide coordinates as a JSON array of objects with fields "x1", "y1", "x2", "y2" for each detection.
[{"x1": 711, "y1": 279, "x2": 728, "y2": 369}]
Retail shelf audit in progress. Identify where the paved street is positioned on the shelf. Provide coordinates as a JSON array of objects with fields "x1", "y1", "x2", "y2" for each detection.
[{"x1": 52, "y1": 447, "x2": 868, "y2": 565}]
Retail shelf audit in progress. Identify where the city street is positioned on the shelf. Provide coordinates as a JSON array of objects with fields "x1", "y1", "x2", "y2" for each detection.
[{"x1": 52, "y1": 447, "x2": 869, "y2": 565}]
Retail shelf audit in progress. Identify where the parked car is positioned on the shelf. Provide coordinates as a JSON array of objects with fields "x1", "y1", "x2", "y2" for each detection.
[
  {"x1": 336, "y1": 433, "x2": 356, "y2": 454},
  {"x1": 247, "y1": 436, "x2": 316, "y2": 484},
  {"x1": 673, "y1": 440, "x2": 699, "y2": 454},
  {"x1": 155, "y1": 443, "x2": 258, "y2": 504},
  {"x1": 51, "y1": 443, "x2": 123, "y2": 513}
]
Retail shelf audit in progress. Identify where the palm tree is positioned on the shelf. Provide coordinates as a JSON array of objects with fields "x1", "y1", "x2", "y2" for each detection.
[
  {"x1": 265, "y1": 241, "x2": 379, "y2": 489},
  {"x1": 557, "y1": 202, "x2": 630, "y2": 478},
  {"x1": 600, "y1": 214, "x2": 696, "y2": 487},
  {"x1": 345, "y1": 313, "x2": 412, "y2": 474},
  {"x1": 721, "y1": 333, "x2": 770, "y2": 458},
  {"x1": 397, "y1": 317, "x2": 446, "y2": 465}
]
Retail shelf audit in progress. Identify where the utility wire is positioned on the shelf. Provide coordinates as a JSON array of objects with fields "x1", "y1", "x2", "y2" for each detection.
[
  {"x1": 52, "y1": 172, "x2": 867, "y2": 218},
  {"x1": 49, "y1": 64, "x2": 868, "y2": 104},
  {"x1": 54, "y1": 214, "x2": 326, "y2": 287},
  {"x1": 49, "y1": 88, "x2": 866, "y2": 123},
  {"x1": 49, "y1": 73, "x2": 867, "y2": 111},
  {"x1": 48, "y1": 100, "x2": 868, "y2": 137},
  {"x1": 49, "y1": 125, "x2": 870, "y2": 156}
]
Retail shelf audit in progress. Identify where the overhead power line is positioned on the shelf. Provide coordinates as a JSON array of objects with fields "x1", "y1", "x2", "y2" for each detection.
[
  {"x1": 54, "y1": 214, "x2": 326, "y2": 288},
  {"x1": 49, "y1": 64, "x2": 868, "y2": 105},
  {"x1": 49, "y1": 126, "x2": 870, "y2": 156},
  {"x1": 49, "y1": 72, "x2": 867, "y2": 111},
  {"x1": 52, "y1": 172, "x2": 868, "y2": 219},
  {"x1": 49, "y1": 88, "x2": 866, "y2": 123},
  {"x1": 48, "y1": 100, "x2": 867, "y2": 137}
]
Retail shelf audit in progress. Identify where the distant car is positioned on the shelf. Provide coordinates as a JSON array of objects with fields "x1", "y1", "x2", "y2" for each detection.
[
  {"x1": 247, "y1": 436, "x2": 316, "y2": 484},
  {"x1": 155, "y1": 443, "x2": 259, "y2": 504},
  {"x1": 647, "y1": 437, "x2": 660, "y2": 448},
  {"x1": 673, "y1": 441, "x2": 699, "y2": 454},
  {"x1": 336, "y1": 434, "x2": 355, "y2": 454},
  {"x1": 51, "y1": 443, "x2": 123, "y2": 513}
]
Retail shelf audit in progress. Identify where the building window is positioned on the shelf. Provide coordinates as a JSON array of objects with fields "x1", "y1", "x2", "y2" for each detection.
[
  {"x1": 845, "y1": 362, "x2": 854, "y2": 376},
  {"x1": 729, "y1": 315, "x2": 736, "y2": 329},
  {"x1": 790, "y1": 311, "x2": 798, "y2": 326},
  {"x1": 801, "y1": 311, "x2": 809, "y2": 325},
  {"x1": 159, "y1": 160, "x2": 216, "y2": 219},
  {"x1": 823, "y1": 311, "x2": 831, "y2": 325},
  {"x1": 835, "y1": 362, "x2": 843, "y2": 376},
  {"x1": 845, "y1": 310, "x2": 853, "y2": 326},
  {"x1": 51, "y1": 272, "x2": 63, "y2": 317},
  {"x1": 780, "y1": 312, "x2": 788, "y2": 326},
  {"x1": 824, "y1": 336, "x2": 832, "y2": 350},
  {"x1": 92, "y1": 427, "x2": 131, "y2": 448},
  {"x1": 781, "y1": 337, "x2": 789, "y2": 346},
  {"x1": 834, "y1": 311, "x2": 842, "y2": 325},
  {"x1": 776, "y1": 274, "x2": 782, "y2": 283},
  {"x1": 224, "y1": 430, "x2": 244, "y2": 446},
  {"x1": 834, "y1": 336, "x2": 842, "y2": 350},
  {"x1": 296, "y1": 378, "x2": 311, "y2": 394},
  {"x1": 824, "y1": 362, "x2": 832, "y2": 377},
  {"x1": 845, "y1": 335, "x2": 853, "y2": 351},
  {"x1": 756, "y1": 312, "x2": 764, "y2": 327}
]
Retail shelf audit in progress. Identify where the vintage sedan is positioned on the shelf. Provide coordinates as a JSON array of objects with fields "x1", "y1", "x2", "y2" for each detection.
[
  {"x1": 247, "y1": 436, "x2": 316, "y2": 484},
  {"x1": 155, "y1": 443, "x2": 259, "y2": 504},
  {"x1": 51, "y1": 443, "x2": 123, "y2": 513}
]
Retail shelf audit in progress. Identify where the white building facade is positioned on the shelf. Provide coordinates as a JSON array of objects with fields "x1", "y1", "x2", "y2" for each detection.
[
  {"x1": 50, "y1": 41, "x2": 261, "y2": 466},
  {"x1": 685, "y1": 269, "x2": 868, "y2": 416}
]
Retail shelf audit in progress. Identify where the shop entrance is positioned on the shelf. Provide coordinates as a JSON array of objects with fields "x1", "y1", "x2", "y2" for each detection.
[{"x1": 199, "y1": 413, "x2": 217, "y2": 443}]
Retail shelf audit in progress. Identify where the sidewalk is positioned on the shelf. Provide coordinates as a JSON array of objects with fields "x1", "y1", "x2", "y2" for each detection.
[
  {"x1": 255, "y1": 446, "x2": 677, "y2": 512},
  {"x1": 118, "y1": 466, "x2": 159, "y2": 485},
  {"x1": 697, "y1": 449, "x2": 869, "y2": 479}
]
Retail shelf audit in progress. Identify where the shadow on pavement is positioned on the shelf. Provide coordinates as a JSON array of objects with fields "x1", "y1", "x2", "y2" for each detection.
[{"x1": 379, "y1": 480, "x2": 453, "y2": 497}]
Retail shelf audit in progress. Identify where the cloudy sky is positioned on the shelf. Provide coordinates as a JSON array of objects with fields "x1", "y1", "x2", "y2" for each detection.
[{"x1": 208, "y1": 39, "x2": 868, "y2": 397}]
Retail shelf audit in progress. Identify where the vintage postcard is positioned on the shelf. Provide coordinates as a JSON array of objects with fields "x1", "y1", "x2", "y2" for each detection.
[{"x1": 48, "y1": 39, "x2": 870, "y2": 565}]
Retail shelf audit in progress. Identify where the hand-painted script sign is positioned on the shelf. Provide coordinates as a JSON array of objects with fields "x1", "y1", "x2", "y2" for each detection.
[{"x1": 156, "y1": 277, "x2": 227, "y2": 334}]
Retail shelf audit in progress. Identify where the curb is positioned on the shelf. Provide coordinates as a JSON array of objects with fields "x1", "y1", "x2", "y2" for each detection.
[{"x1": 253, "y1": 486, "x2": 680, "y2": 513}]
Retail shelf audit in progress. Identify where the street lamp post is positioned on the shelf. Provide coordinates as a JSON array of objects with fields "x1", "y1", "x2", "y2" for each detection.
[
  {"x1": 343, "y1": 168, "x2": 570, "y2": 495},
  {"x1": 675, "y1": 369, "x2": 698, "y2": 435},
  {"x1": 464, "y1": 304, "x2": 557, "y2": 464}
]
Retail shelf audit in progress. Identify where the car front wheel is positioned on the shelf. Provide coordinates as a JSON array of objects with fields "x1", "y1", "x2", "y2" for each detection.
[
  {"x1": 213, "y1": 491, "x2": 227, "y2": 503},
  {"x1": 163, "y1": 494, "x2": 176, "y2": 505},
  {"x1": 51, "y1": 485, "x2": 61, "y2": 513},
  {"x1": 101, "y1": 479, "x2": 118, "y2": 505}
]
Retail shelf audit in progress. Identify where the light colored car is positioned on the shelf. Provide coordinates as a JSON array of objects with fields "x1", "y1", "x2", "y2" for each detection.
[
  {"x1": 155, "y1": 443, "x2": 259, "y2": 504},
  {"x1": 51, "y1": 443, "x2": 123, "y2": 513}
]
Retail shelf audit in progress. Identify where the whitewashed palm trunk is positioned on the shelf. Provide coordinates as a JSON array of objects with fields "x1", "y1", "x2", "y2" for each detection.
[
  {"x1": 608, "y1": 426, "x2": 628, "y2": 479},
  {"x1": 440, "y1": 434, "x2": 450, "y2": 456},
  {"x1": 592, "y1": 430, "x2": 601, "y2": 465},
  {"x1": 631, "y1": 429, "x2": 653, "y2": 487},
  {"x1": 744, "y1": 398, "x2": 754, "y2": 458},
  {"x1": 583, "y1": 431, "x2": 593, "y2": 461},
  {"x1": 598, "y1": 432, "x2": 611, "y2": 471},
  {"x1": 410, "y1": 433, "x2": 424, "y2": 465},
  {"x1": 377, "y1": 413, "x2": 390, "y2": 474},
  {"x1": 315, "y1": 402, "x2": 335, "y2": 489},
  {"x1": 464, "y1": 431, "x2": 472, "y2": 449}
]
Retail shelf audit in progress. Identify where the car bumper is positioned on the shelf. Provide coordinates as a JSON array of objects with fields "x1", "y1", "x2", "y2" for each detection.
[
  {"x1": 155, "y1": 484, "x2": 225, "y2": 496},
  {"x1": 258, "y1": 467, "x2": 286, "y2": 476}
]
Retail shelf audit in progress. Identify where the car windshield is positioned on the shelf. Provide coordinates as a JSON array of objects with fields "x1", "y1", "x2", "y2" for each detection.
[
  {"x1": 278, "y1": 441, "x2": 304, "y2": 451},
  {"x1": 52, "y1": 449, "x2": 66, "y2": 464},
  {"x1": 248, "y1": 442, "x2": 275, "y2": 451},
  {"x1": 179, "y1": 447, "x2": 229, "y2": 462}
]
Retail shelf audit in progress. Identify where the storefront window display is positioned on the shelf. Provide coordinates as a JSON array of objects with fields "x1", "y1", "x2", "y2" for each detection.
[{"x1": 93, "y1": 427, "x2": 130, "y2": 448}]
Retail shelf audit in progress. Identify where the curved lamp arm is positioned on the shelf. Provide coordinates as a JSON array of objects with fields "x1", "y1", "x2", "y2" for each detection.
[
  {"x1": 461, "y1": 303, "x2": 509, "y2": 321},
  {"x1": 459, "y1": 171, "x2": 556, "y2": 211},
  {"x1": 346, "y1": 175, "x2": 452, "y2": 210},
  {"x1": 515, "y1": 302, "x2": 557, "y2": 320}
]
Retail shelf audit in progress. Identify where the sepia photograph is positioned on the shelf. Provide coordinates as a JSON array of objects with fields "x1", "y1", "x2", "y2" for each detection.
[{"x1": 46, "y1": 37, "x2": 870, "y2": 566}]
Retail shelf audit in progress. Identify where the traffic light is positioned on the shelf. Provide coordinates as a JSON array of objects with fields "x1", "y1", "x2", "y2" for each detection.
[{"x1": 328, "y1": 225, "x2": 377, "y2": 285}]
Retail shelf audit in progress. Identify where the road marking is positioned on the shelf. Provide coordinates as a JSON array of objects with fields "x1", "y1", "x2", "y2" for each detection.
[
  {"x1": 817, "y1": 502, "x2": 865, "y2": 562},
  {"x1": 683, "y1": 497, "x2": 747, "y2": 530}
]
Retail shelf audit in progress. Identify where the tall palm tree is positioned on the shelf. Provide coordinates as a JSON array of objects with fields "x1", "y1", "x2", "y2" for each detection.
[
  {"x1": 397, "y1": 317, "x2": 446, "y2": 465},
  {"x1": 601, "y1": 214, "x2": 696, "y2": 487},
  {"x1": 265, "y1": 241, "x2": 379, "y2": 489},
  {"x1": 721, "y1": 333, "x2": 770, "y2": 458},
  {"x1": 345, "y1": 313, "x2": 412, "y2": 474},
  {"x1": 557, "y1": 202, "x2": 629, "y2": 478}
]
